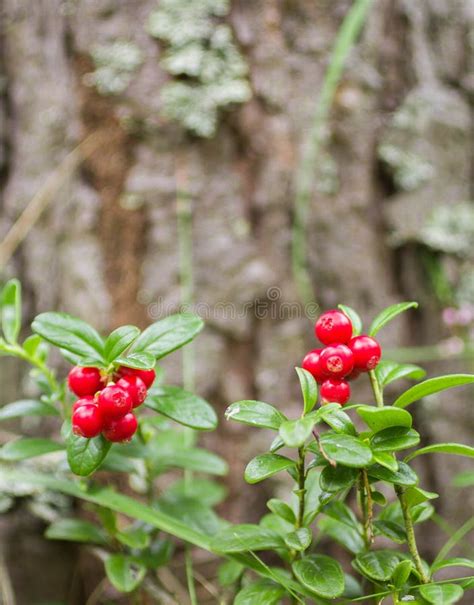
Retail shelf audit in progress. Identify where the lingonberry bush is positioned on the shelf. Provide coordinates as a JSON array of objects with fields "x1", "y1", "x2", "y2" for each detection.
[
  {"x1": 1, "y1": 280, "x2": 473, "y2": 603},
  {"x1": 224, "y1": 303, "x2": 474, "y2": 604}
]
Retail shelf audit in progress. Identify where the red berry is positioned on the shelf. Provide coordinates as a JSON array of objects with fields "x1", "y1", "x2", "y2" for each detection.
[
  {"x1": 116, "y1": 376, "x2": 147, "y2": 408},
  {"x1": 72, "y1": 404, "x2": 103, "y2": 438},
  {"x1": 346, "y1": 368, "x2": 361, "y2": 381},
  {"x1": 320, "y1": 379, "x2": 351, "y2": 405},
  {"x1": 103, "y1": 413, "x2": 138, "y2": 443},
  {"x1": 315, "y1": 310, "x2": 353, "y2": 345},
  {"x1": 72, "y1": 396, "x2": 96, "y2": 413},
  {"x1": 97, "y1": 385, "x2": 133, "y2": 420},
  {"x1": 68, "y1": 366, "x2": 103, "y2": 397},
  {"x1": 319, "y1": 344, "x2": 354, "y2": 378},
  {"x1": 118, "y1": 366, "x2": 156, "y2": 389},
  {"x1": 302, "y1": 349, "x2": 326, "y2": 383},
  {"x1": 348, "y1": 335, "x2": 382, "y2": 371}
]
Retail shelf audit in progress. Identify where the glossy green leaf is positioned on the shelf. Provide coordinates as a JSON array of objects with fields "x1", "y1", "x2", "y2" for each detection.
[
  {"x1": 0, "y1": 438, "x2": 63, "y2": 461},
  {"x1": 45, "y1": 519, "x2": 107, "y2": 545},
  {"x1": 156, "y1": 496, "x2": 220, "y2": 536},
  {"x1": 320, "y1": 408, "x2": 356, "y2": 435},
  {"x1": 22, "y1": 334, "x2": 45, "y2": 358},
  {"x1": 295, "y1": 367, "x2": 318, "y2": 415},
  {"x1": 267, "y1": 499, "x2": 296, "y2": 524},
  {"x1": 279, "y1": 416, "x2": 315, "y2": 448},
  {"x1": 320, "y1": 465, "x2": 358, "y2": 493},
  {"x1": 373, "y1": 451, "x2": 398, "y2": 472},
  {"x1": 67, "y1": 433, "x2": 111, "y2": 477},
  {"x1": 130, "y1": 313, "x2": 203, "y2": 358},
  {"x1": 371, "y1": 427, "x2": 420, "y2": 452},
  {"x1": 234, "y1": 579, "x2": 286, "y2": 605},
  {"x1": 115, "y1": 352, "x2": 156, "y2": 370},
  {"x1": 104, "y1": 326, "x2": 140, "y2": 362},
  {"x1": 292, "y1": 554, "x2": 345, "y2": 598},
  {"x1": 373, "y1": 520, "x2": 406, "y2": 543},
  {"x1": 375, "y1": 360, "x2": 426, "y2": 387},
  {"x1": 284, "y1": 528, "x2": 311, "y2": 551},
  {"x1": 368, "y1": 302, "x2": 418, "y2": 337},
  {"x1": 392, "y1": 560, "x2": 413, "y2": 588},
  {"x1": 323, "y1": 500, "x2": 359, "y2": 528},
  {"x1": 210, "y1": 524, "x2": 284, "y2": 553},
  {"x1": 355, "y1": 550, "x2": 400, "y2": 581},
  {"x1": 404, "y1": 486, "x2": 438, "y2": 508},
  {"x1": 32, "y1": 312, "x2": 104, "y2": 359},
  {"x1": 368, "y1": 461, "x2": 418, "y2": 486},
  {"x1": 146, "y1": 386, "x2": 217, "y2": 430},
  {"x1": 319, "y1": 433, "x2": 373, "y2": 467},
  {"x1": 431, "y1": 558, "x2": 474, "y2": 574},
  {"x1": 412, "y1": 502, "x2": 435, "y2": 524},
  {"x1": 405, "y1": 443, "x2": 474, "y2": 462},
  {"x1": 0, "y1": 399, "x2": 58, "y2": 421},
  {"x1": 357, "y1": 406, "x2": 412, "y2": 431},
  {"x1": 245, "y1": 454, "x2": 295, "y2": 484},
  {"x1": 116, "y1": 526, "x2": 151, "y2": 549},
  {"x1": 105, "y1": 554, "x2": 146, "y2": 593},
  {"x1": 225, "y1": 400, "x2": 287, "y2": 430},
  {"x1": 338, "y1": 304, "x2": 362, "y2": 335},
  {"x1": 1, "y1": 279, "x2": 21, "y2": 343},
  {"x1": 394, "y1": 374, "x2": 474, "y2": 408},
  {"x1": 419, "y1": 583, "x2": 464, "y2": 604},
  {"x1": 157, "y1": 447, "x2": 228, "y2": 476},
  {"x1": 217, "y1": 559, "x2": 244, "y2": 587},
  {"x1": 318, "y1": 517, "x2": 364, "y2": 554}
]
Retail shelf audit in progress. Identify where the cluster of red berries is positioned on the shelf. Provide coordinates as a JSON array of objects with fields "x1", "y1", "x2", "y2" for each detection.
[
  {"x1": 69, "y1": 365, "x2": 156, "y2": 442},
  {"x1": 302, "y1": 309, "x2": 381, "y2": 405}
]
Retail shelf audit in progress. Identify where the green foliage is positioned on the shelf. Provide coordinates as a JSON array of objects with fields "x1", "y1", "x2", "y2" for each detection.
[
  {"x1": 147, "y1": 0, "x2": 251, "y2": 137},
  {"x1": 87, "y1": 41, "x2": 143, "y2": 96}
]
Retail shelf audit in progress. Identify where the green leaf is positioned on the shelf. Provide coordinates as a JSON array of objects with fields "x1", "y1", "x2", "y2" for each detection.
[
  {"x1": 419, "y1": 583, "x2": 464, "y2": 604},
  {"x1": 405, "y1": 442, "x2": 474, "y2": 462},
  {"x1": 146, "y1": 386, "x2": 217, "y2": 430},
  {"x1": 105, "y1": 554, "x2": 146, "y2": 593},
  {"x1": 391, "y1": 560, "x2": 413, "y2": 588},
  {"x1": 116, "y1": 526, "x2": 151, "y2": 549},
  {"x1": 394, "y1": 374, "x2": 474, "y2": 408},
  {"x1": 210, "y1": 524, "x2": 285, "y2": 553},
  {"x1": 245, "y1": 454, "x2": 296, "y2": 484},
  {"x1": 234, "y1": 579, "x2": 286, "y2": 605},
  {"x1": 373, "y1": 520, "x2": 406, "y2": 543},
  {"x1": 338, "y1": 304, "x2": 362, "y2": 335},
  {"x1": 368, "y1": 302, "x2": 418, "y2": 336},
  {"x1": 0, "y1": 399, "x2": 58, "y2": 421},
  {"x1": 0, "y1": 438, "x2": 63, "y2": 461},
  {"x1": 32, "y1": 312, "x2": 104, "y2": 360},
  {"x1": 371, "y1": 427, "x2": 420, "y2": 452},
  {"x1": 45, "y1": 519, "x2": 107, "y2": 545},
  {"x1": 375, "y1": 360, "x2": 426, "y2": 387},
  {"x1": 217, "y1": 560, "x2": 244, "y2": 587},
  {"x1": 320, "y1": 408, "x2": 356, "y2": 435},
  {"x1": 318, "y1": 517, "x2": 364, "y2": 554},
  {"x1": 452, "y1": 470, "x2": 474, "y2": 488},
  {"x1": 284, "y1": 528, "x2": 311, "y2": 551},
  {"x1": 320, "y1": 465, "x2": 358, "y2": 493},
  {"x1": 368, "y1": 461, "x2": 418, "y2": 486},
  {"x1": 404, "y1": 486, "x2": 438, "y2": 508},
  {"x1": 355, "y1": 550, "x2": 400, "y2": 582},
  {"x1": 104, "y1": 326, "x2": 140, "y2": 362},
  {"x1": 22, "y1": 334, "x2": 44, "y2": 358},
  {"x1": 279, "y1": 416, "x2": 315, "y2": 448},
  {"x1": 357, "y1": 406, "x2": 412, "y2": 431},
  {"x1": 292, "y1": 554, "x2": 345, "y2": 599},
  {"x1": 1, "y1": 279, "x2": 21, "y2": 343},
  {"x1": 373, "y1": 451, "x2": 399, "y2": 472},
  {"x1": 431, "y1": 558, "x2": 474, "y2": 574},
  {"x1": 295, "y1": 367, "x2": 318, "y2": 415},
  {"x1": 115, "y1": 352, "x2": 156, "y2": 370},
  {"x1": 225, "y1": 400, "x2": 287, "y2": 430},
  {"x1": 157, "y1": 447, "x2": 228, "y2": 476},
  {"x1": 319, "y1": 433, "x2": 373, "y2": 468},
  {"x1": 166, "y1": 478, "x2": 227, "y2": 507},
  {"x1": 267, "y1": 499, "x2": 296, "y2": 524},
  {"x1": 130, "y1": 313, "x2": 203, "y2": 358},
  {"x1": 156, "y1": 496, "x2": 220, "y2": 536},
  {"x1": 67, "y1": 433, "x2": 111, "y2": 476}
]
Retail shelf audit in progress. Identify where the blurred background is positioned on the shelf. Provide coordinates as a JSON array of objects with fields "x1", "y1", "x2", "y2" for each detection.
[{"x1": 0, "y1": 0, "x2": 473, "y2": 603}]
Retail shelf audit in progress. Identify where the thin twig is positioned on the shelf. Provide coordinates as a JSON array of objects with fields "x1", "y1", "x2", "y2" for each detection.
[{"x1": 312, "y1": 429, "x2": 336, "y2": 467}]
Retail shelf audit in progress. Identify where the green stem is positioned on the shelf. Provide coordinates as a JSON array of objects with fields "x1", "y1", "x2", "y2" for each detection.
[
  {"x1": 395, "y1": 485, "x2": 429, "y2": 584},
  {"x1": 295, "y1": 447, "x2": 306, "y2": 529},
  {"x1": 358, "y1": 469, "x2": 373, "y2": 548},
  {"x1": 369, "y1": 370, "x2": 384, "y2": 407}
]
